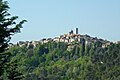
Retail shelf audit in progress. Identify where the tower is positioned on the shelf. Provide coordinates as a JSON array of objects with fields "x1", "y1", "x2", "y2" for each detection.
[
  {"x1": 76, "y1": 28, "x2": 78, "y2": 34},
  {"x1": 69, "y1": 30, "x2": 73, "y2": 34}
]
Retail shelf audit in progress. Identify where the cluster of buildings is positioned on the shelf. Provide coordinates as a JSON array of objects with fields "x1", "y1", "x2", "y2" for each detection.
[
  {"x1": 53, "y1": 28, "x2": 80, "y2": 43},
  {"x1": 8, "y1": 41, "x2": 40, "y2": 49},
  {"x1": 9, "y1": 28, "x2": 119, "y2": 49},
  {"x1": 116, "y1": 41, "x2": 120, "y2": 44}
]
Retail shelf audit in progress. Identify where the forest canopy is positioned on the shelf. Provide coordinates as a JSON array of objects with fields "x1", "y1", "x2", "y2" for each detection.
[{"x1": 8, "y1": 41, "x2": 120, "y2": 80}]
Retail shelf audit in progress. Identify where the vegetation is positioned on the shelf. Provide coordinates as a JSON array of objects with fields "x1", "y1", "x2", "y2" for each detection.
[
  {"x1": 8, "y1": 41, "x2": 120, "y2": 80},
  {"x1": 0, "y1": 0, "x2": 26, "y2": 79}
]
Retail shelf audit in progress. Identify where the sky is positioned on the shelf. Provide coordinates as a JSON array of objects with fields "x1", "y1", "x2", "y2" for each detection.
[{"x1": 6, "y1": 0, "x2": 120, "y2": 43}]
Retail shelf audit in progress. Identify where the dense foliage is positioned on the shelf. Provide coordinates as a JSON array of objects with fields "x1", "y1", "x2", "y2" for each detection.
[
  {"x1": 0, "y1": 0, "x2": 26, "y2": 79},
  {"x1": 8, "y1": 41, "x2": 120, "y2": 80}
]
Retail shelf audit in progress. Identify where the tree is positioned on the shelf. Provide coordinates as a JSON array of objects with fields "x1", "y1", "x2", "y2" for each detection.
[
  {"x1": 74, "y1": 46, "x2": 80, "y2": 58},
  {"x1": 79, "y1": 45, "x2": 84, "y2": 57},
  {"x1": 89, "y1": 47, "x2": 94, "y2": 57},
  {"x1": 85, "y1": 44, "x2": 89, "y2": 56},
  {"x1": 0, "y1": 0, "x2": 26, "y2": 79}
]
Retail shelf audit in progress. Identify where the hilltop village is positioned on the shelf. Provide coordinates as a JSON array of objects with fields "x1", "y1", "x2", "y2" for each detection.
[{"x1": 9, "y1": 28, "x2": 119, "y2": 49}]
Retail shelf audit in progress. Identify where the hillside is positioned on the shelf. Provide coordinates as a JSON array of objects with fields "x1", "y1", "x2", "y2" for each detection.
[{"x1": 7, "y1": 40, "x2": 120, "y2": 80}]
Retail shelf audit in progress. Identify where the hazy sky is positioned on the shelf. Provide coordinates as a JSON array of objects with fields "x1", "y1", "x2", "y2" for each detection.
[{"x1": 7, "y1": 0, "x2": 120, "y2": 43}]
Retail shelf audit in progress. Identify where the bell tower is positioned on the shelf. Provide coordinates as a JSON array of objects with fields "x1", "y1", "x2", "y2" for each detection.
[{"x1": 76, "y1": 28, "x2": 78, "y2": 34}]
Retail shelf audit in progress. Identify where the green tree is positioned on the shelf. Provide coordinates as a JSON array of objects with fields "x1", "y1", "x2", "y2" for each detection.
[
  {"x1": 79, "y1": 45, "x2": 84, "y2": 57},
  {"x1": 89, "y1": 47, "x2": 94, "y2": 57},
  {"x1": 0, "y1": 0, "x2": 26, "y2": 79},
  {"x1": 85, "y1": 44, "x2": 89, "y2": 56},
  {"x1": 75, "y1": 46, "x2": 80, "y2": 55}
]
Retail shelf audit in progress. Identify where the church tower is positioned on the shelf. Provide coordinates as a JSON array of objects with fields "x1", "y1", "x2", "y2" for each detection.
[{"x1": 76, "y1": 28, "x2": 78, "y2": 34}]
